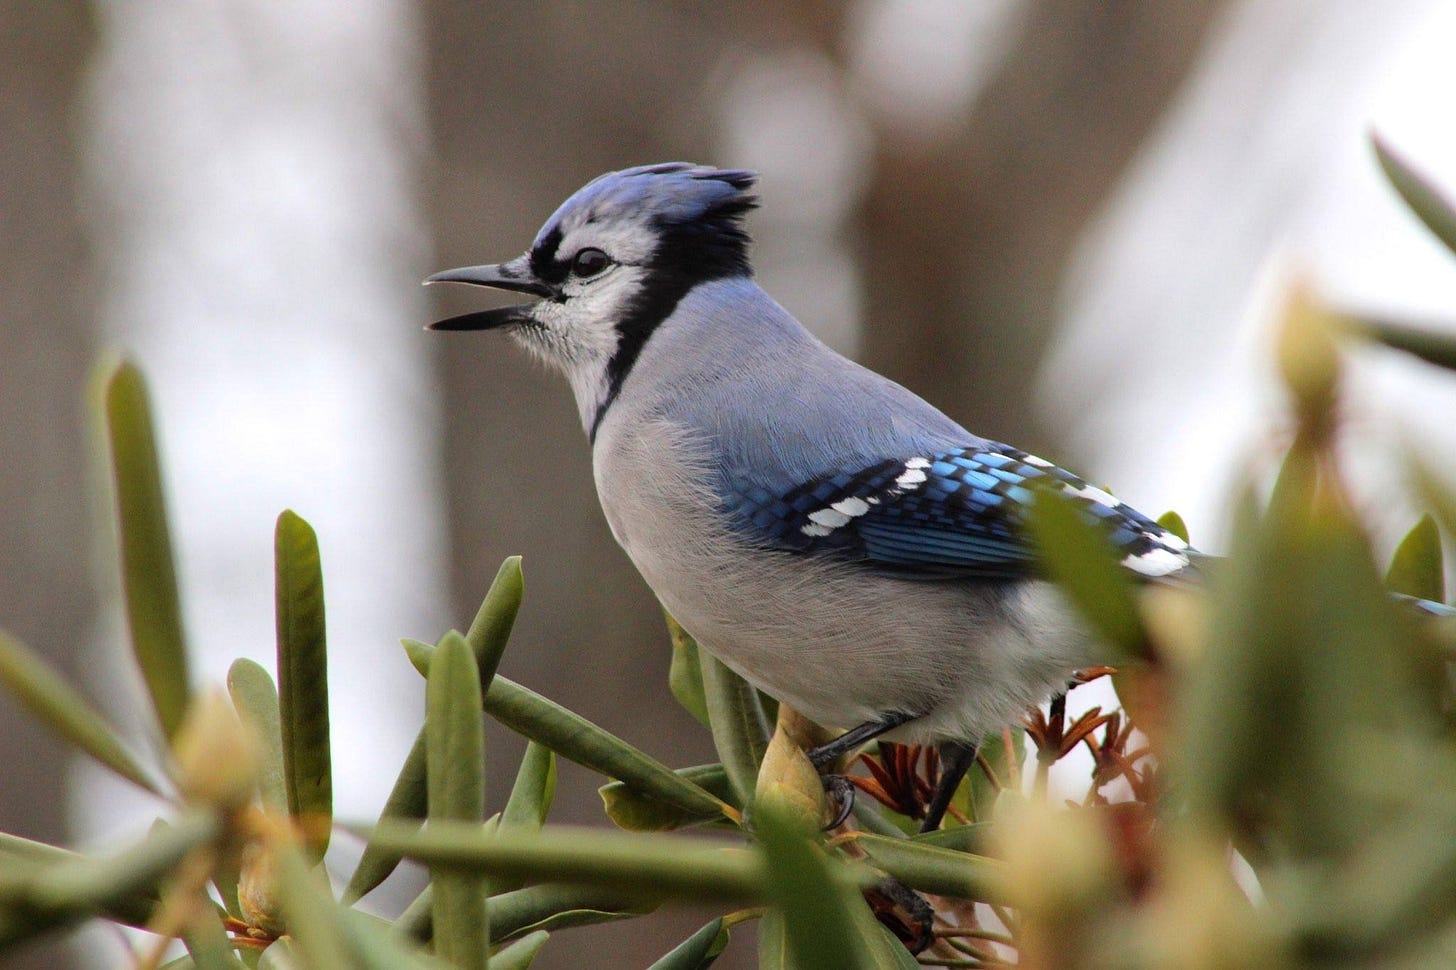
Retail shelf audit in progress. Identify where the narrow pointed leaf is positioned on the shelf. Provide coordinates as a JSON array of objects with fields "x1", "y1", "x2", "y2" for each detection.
[
  {"x1": 491, "y1": 930, "x2": 549, "y2": 970},
  {"x1": 666, "y1": 614, "x2": 710, "y2": 727},
  {"x1": 401, "y1": 638, "x2": 433, "y2": 678},
  {"x1": 353, "y1": 820, "x2": 765, "y2": 902},
  {"x1": 483, "y1": 675, "x2": 732, "y2": 820},
  {"x1": 502, "y1": 741, "x2": 556, "y2": 833},
  {"x1": 104, "y1": 360, "x2": 191, "y2": 741},
  {"x1": 0, "y1": 833, "x2": 159, "y2": 931},
  {"x1": 345, "y1": 559, "x2": 525, "y2": 902},
  {"x1": 754, "y1": 798, "x2": 873, "y2": 970},
  {"x1": 699, "y1": 653, "x2": 769, "y2": 808},
  {"x1": 0, "y1": 630, "x2": 159, "y2": 793},
  {"x1": 275, "y1": 510, "x2": 331, "y2": 861},
  {"x1": 910, "y1": 823, "x2": 992, "y2": 854},
  {"x1": 426, "y1": 631, "x2": 489, "y2": 970},
  {"x1": 1387, "y1": 514, "x2": 1445, "y2": 603},
  {"x1": 647, "y1": 917, "x2": 729, "y2": 970},
  {"x1": 1028, "y1": 492, "x2": 1144, "y2": 656},
  {"x1": 1357, "y1": 317, "x2": 1456, "y2": 372},
  {"x1": 227, "y1": 658, "x2": 286, "y2": 812},
  {"x1": 396, "y1": 884, "x2": 655, "y2": 946},
  {"x1": 848, "y1": 833, "x2": 1008, "y2": 902},
  {"x1": 340, "y1": 905, "x2": 455, "y2": 970},
  {"x1": 757, "y1": 908, "x2": 787, "y2": 970},
  {"x1": 0, "y1": 810, "x2": 219, "y2": 947},
  {"x1": 342, "y1": 731, "x2": 427, "y2": 904},
  {"x1": 465, "y1": 556, "x2": 524, "y2": 687},
  {"x1": 1157, "y1": 510, "x2": 1190, "y2": 543},
  {"x1": 274, "y1": 843, "x2": 352, "y2": 970},
  {"x1": 181, "y1": 896, "x2": 246, "y2": 970},
  {"x1": 600, "y1": 764, "x2": 735, "y2": 832},
  {"x1": 490, "y1": 884, "x2": 655, "y2": 942},
  {"x1": 967, "y1": 729, "x2": 1023, "y2": 824},
  {"x1": 1375, "y1": 134, "x2": 1456, "y2": 255}
]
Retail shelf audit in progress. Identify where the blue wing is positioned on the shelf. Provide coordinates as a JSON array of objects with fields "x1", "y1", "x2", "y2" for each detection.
[{"x1": 722, "y1": 444, "x2": 1193, "y2": 581}]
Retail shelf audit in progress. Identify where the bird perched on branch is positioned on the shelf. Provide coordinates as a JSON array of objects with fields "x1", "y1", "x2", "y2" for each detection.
[{"x1": 425, "y1": 163, "x2": 1199, "y2": 832}]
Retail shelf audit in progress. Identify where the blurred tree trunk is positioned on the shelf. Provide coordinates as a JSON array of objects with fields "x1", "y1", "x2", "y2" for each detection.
[
  {"x1": 0, "y1": 4, "x2": 98, "y2": 970},
  {"x1": 854, "y1": 0, "x2": 1230, "y2": 455}
]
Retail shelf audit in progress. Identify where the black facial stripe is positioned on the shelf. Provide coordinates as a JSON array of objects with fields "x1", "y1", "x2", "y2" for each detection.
[
  {"x1": 588, "y1": 203, "x2": 757, "y2": 442},
  {"x1": 529, "y1": 226, "x2": 566, "y2": 284}
]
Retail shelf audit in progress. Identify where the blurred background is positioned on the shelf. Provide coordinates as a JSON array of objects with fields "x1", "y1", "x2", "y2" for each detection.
[{"x1": 4, "y1": 1, "x2": 1456, "y2": 967}]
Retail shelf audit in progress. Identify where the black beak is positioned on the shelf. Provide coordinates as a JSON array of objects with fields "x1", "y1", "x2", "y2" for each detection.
[{"x1": 424, "y1": 255, "x2": 555, "y2": 331}]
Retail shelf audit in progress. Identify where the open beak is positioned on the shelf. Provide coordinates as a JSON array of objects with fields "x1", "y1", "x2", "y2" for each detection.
[{"x1": 424, "y1": 255, "x2": 555, "y2": 331}]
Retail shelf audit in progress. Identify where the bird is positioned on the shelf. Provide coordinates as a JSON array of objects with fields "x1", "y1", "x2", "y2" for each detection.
[{"x1": 423, "y1": 162, "x2": 1204, "y2": 833}]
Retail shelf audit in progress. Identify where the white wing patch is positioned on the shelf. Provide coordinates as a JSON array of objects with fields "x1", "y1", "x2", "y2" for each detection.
[
  {"x1": 1122, "y1": 547, "x2": 1189, "y2": 578},
  {"x1": 799, "y1": 456, "x2": 929, "y2": 537},
  {"x1": 1066, "y1": 481, "x2": 1120, "y2": 508}
]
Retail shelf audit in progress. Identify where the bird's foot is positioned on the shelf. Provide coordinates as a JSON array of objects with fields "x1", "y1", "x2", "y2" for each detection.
[
  {"x1": 865, "y1": 876, "x2": 935, "y2": 954},
  {"x1": 822, "y1": 773, "x2": 856, "y2": 830}
]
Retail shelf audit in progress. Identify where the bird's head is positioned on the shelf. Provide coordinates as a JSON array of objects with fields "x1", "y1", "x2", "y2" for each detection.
[{"x1": 427, "y1": 163, "x2": 758, "y2": 435}]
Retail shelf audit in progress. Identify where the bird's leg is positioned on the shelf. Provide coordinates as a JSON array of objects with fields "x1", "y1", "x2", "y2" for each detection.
[
  {"x1": 918, "y1": 740, "x2": 978, "y2": 833},
  {"x1": 806, "y1": 712, "x2": 917, "y2": 829},
  {"x1": 806, "y1": 711, "x2": 917, "y2": 768}
]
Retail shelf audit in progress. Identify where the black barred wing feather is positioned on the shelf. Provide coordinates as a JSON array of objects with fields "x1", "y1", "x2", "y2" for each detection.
[{"x1": 724, "y1": 445, "x2": 1192, "y2": 581}]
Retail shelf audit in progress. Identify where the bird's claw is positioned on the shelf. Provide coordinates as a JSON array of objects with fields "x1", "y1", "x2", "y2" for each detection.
[{"x1": 822, "y1": 773, "x2": 856, "y2": 830}]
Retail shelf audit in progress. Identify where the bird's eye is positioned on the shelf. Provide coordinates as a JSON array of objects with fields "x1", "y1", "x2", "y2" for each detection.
[{"x1": 571, "y1": 247, "x2": 612, "y2": 278}]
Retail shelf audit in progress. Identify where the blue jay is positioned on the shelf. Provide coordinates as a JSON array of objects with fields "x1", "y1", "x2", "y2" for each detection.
[{"x1": 426, "y1": 163, "x2": 1200, "y2": 832}]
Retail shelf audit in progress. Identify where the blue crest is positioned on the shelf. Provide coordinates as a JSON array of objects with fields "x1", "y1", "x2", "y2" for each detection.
[{"x1": 533, "y1": 163, "x2": 758, "y2": 250}]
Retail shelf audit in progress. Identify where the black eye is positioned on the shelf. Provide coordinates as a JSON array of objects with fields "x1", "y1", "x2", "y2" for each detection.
[{"x1": 571, "y1": 247, "x2": 612, "y2": 278}]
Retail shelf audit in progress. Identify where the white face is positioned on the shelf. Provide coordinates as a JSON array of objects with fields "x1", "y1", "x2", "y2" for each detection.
[{"x1": 513, "y1": 218, "x2": 658, "y2": 430}]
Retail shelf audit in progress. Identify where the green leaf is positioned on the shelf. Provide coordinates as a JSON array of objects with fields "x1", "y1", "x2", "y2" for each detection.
[
  {"x1": 1387, "y1": 514, "x2": 1445, "y2": 602},
  {"x1": 491, "y1": 930, "x2": 549, "y2": 970},
  {"x1": 966, "y1": 729, "x2": 1023, "y2": 824},
  {"x1": 401, "y1": 638, "x2": 433, "y2": 678},
  {"x1": 274, "y1": 843, "x2": 352, "y2": 970},
  {"x1": 1157, "y1": 509, "x2": 1190, "y2": 544},
  {"x1": 910, "y1": 823, "x2": 992, "y2": 854},
  {"x1": 426, "y1": 632, "x2": 489, "y2": 970},
  {"x1": 647, "y1": 917, "x2": 730, "y2": 970},
  {"x1": 1374, "y1": 133, "x2": 1456, "y2": 255},
  {"x1": 848, "y1": 833, "x2": 1008, "y2": 902},
  {"x1": 257, "y1": 940, "x2": 297, "y2": 970},
  {"x1": 466, "y1": 556, "x2": 525, "y2": 687},
  {"x1": 0, "y1": 833, "x2": 159, "y2": 932},
  {"x1": 491, "y1": 884, "x2": 654, "y2": 942},
  {"x1": 352, "y1": 820, "x2": 764, "y2": 903},
  {"x1": 339, "y1": 905, "x2": 454, "y2": 970},
  {"x1": 600, "y1": 764, "x2": 736, "y2": 832},
  {"x1": 502, "y1": 742, "x2": 556, "y2": 833},
  {"x1": 757, "y1": 908, "x2": 787, "y2": 970},
  {"x1": 0, "y1": 810, "x2": 219, "y2": 948},
  {"x1": 699, "y1": 652, "x2": 769, "y2": 809},
  {"x1": 226, "y1": 658, "x2": 286, "y2": 812},
  {"x1": 483, "y1": 674, "x2": 733, "y2": 822},
  {"x1": 274, "y1": 510, "x2": 332, "y2": 862},
  {"x1": 753, "y1": 798, "x2": 873, "y2": 970},
  {"x1": 344, "y1": 560, "x2": 525, "y2": 903},
  {"x1": 1356, "y1": 317, "x2": 1456, "y2": 372},
  {"x1": 103, "y1": 360, "x2": 191, "y2": 742},
  {"x1": 398, "y1": 884, "x2": 655, "y2": 946},
  {"x1": 342, "y1": 731, "x2": 427, "y2": 904},
  {"x1": 1027, "y1": 491, "x2": 1144, "y2": 657},
  {"x1": 666, "y1": 613, "x2": 710, "y2": 727},
  {"x1": 0, "y1": 630, "x2": 159, "y2": 794},
  {"x1": 181, "y1": 895, "x2": 246, "y2": 970}
]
